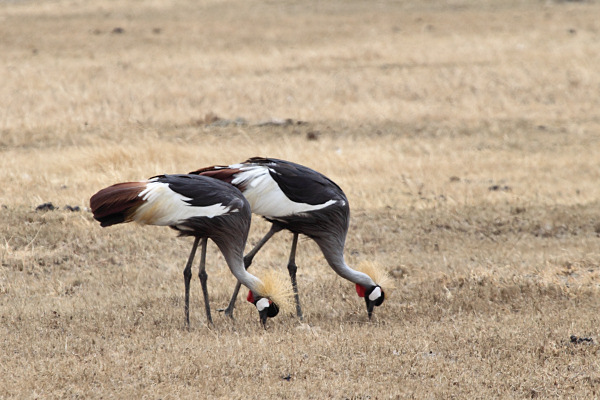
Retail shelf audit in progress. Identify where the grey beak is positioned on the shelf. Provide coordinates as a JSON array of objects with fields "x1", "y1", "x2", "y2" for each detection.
[
  {"x1": 367, "y1": 301, "x2": 374, "y2": 320},
  {"x1": 259, "y1": 308, "x2": 269, "y2": 328}
]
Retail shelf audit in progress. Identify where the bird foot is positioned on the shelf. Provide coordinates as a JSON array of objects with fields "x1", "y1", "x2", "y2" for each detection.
[{"x1": 216, "y1": 307, "x2": 235, "y2": 319}]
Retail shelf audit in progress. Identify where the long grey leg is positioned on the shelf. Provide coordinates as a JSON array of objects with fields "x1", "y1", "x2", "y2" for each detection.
[
  {"x1": 219, "y1": 224, "x2": 283, "y2": 318},
  {"x1": 197, "y1": 237, "x2": 212, "y2": 325},
  {"x1": 287, "y1": 233, "x2": 303, "y2": 320},
  {"x1": 184, "y1": 236, "x2": 201, "y2": 328}
]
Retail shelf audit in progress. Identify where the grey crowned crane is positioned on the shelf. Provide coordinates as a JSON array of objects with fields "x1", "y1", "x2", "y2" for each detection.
[
  {"x1": 190, "y1": 157, "x2": 388, "y2": 320},
  {"x1": 89, "y1": 174, "x2": 291, "y2": 328}
]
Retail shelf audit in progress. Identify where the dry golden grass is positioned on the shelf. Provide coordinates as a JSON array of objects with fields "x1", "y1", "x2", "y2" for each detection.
[{"x1": 2, "y1": 0, "x2": 600, "y2": 398}]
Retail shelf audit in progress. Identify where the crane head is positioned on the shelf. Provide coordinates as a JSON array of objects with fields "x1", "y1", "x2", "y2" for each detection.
[
  {"x1": 356, "y1": 284, "x2": 385, "y2": 319},
  {"x1": 247, "y1": 290, "x2": 280, "y2": 327}
]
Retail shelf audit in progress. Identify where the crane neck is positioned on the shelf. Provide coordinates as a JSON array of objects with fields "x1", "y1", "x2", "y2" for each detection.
[
  {"x1": 216, "y1": 242, "x2": 262, "y2": 293},
  {"x1": 319, "y1": 245, "x2": 376, "y2": 288}
]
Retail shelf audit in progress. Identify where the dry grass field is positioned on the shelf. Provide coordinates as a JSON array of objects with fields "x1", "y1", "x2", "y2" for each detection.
[{"x1": 2, "y1": 0, "x2": 600, "y2": 398}]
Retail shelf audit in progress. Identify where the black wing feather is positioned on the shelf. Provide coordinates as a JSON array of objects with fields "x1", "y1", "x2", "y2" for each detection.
[
  {"x1": 153, "y1": 174, "x2": 246, "y2": 211},
  {"x1": 244, "y1": 157, "x2": 347, "y2": 206}
]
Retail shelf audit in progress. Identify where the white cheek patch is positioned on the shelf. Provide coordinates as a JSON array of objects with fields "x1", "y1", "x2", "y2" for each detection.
[
  {"x1": 369, "y1": 287, "x2": 382, "y2": 302},
  {"x1": 256, "y1": 297, "x2": 270, "y2": 312}
]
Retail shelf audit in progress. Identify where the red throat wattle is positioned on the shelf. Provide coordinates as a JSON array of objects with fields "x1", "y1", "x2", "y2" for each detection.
[
  {"x1": 355, "y1": 284, "x2": 366, "y2": 297},
  {"x1": 247, "y1": 290, "x2": 255, "y2": 303}
]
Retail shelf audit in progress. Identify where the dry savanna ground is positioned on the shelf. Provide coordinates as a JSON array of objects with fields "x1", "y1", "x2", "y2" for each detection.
[{"x1": 2, "y1": 0, "x2": 600, "y2": 398}]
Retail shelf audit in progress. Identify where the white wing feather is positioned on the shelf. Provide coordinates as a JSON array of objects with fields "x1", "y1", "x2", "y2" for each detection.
[
  {"x1": 232, "y1": 166, "x2": 337, "y2": 217},
  {"x1": 133, "y1": 181, "x2": 232, "y2": 226}
]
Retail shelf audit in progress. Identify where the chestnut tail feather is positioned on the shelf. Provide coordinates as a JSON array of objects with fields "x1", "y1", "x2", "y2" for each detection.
[
  {"x1": 189, "y1": 167, "x2": 240, "y2": 184},
  {"x1": 90, "y1": 182, "x2": 146, "y2": 227}
]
